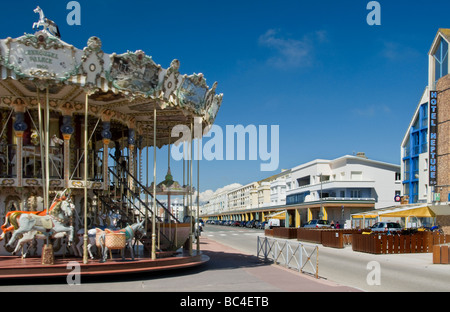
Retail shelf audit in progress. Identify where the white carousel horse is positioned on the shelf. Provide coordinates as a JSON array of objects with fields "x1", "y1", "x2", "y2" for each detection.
[
  {"x1": 74, "y1": 212, "x2": 120, "y2": 259},
  {"x1": 12, "y1": 230, "x2": 70, "y2": 258},
  {"x1": 5, "y1": 197, "x2": 75, "y2": 254},
  {"x1": 97, "y1": 220, "x2": 146, "y2": 263},
  {"x1": 11, "y1": 135, "x2": 64, "y2": 170},
  {"x1": 74, "y1": 228, "x2": 97, "y2": 259},
  {"x1": 50, "y1": 134, "x2": 64, "y2": 146},
  {"x1": 33, "y1": 6, "x2": 61, "y2": 38}
]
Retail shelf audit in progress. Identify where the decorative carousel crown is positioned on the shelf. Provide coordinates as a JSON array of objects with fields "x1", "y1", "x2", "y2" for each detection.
[{"x1": 0, "y1": 11, "x2": 223, "y2": 148}]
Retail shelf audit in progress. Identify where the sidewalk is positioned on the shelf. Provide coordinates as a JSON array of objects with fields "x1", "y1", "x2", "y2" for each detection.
[{"x1": 200, "y1": 236, "x2": 362, "y2": 292}]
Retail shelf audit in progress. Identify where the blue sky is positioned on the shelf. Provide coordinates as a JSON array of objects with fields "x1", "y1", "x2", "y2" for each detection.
[{"x1": 1, "y1": 0, "x2": 449, "y2": 199}]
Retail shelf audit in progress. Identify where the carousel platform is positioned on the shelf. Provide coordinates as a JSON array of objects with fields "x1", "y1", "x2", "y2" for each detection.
[{"x1": 0, "y1": 251, "x2": 209, "y2": 280}]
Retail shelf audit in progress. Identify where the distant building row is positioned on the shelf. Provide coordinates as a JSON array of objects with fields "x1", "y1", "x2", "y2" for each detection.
[{"x1": 201, "y1": 153, "x2": 401, "y2": 227}]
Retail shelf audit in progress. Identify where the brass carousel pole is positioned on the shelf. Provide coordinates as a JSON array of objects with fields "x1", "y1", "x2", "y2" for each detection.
[
  {"x1": 145, "y1": 135, "x2": 149, "y2": 242},
  {"x1": 151, "y1": 106, "x2": 157, "y2": 260},
  {"x1": 189, "y1": 119, "x2": 193, "y2": 256},
  {"x1": 36, "y1": 89, "x2": 46, "y2": 214},
  {"x1": 197, "y1": 124, "x2": 200, "y2": 253},
  {"x1": 45, "y1": 88, "x2": 50, "y2": 216},
  {"x1": 41, "y1": 87, "x2": 53, "y2": 264},
  {"x1": 83, "y1": 92, "x2": 89, "y2": 264}
]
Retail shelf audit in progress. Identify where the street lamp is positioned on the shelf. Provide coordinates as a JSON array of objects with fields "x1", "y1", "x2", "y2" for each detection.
[{"x1": 318, "y1": 173, "x2": 324, "y2": 220}]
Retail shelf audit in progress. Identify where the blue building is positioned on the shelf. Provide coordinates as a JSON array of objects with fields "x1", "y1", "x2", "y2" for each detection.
[{"x1": 401, "y1": 29, "x2": 449, "y2": 204}]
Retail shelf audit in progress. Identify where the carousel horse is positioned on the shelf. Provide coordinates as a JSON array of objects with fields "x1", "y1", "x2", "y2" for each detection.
[
  {"x1": 1, "y1": 194, "x2": 68, "y2": 240},
  {"x1": 12, "y1": 229, "x2": 70, "y2": 258},
  {"x1": 1, "y1": 196, "x2": 75, "y2": 254},
  {"x1": 33, "y1": 6, "x2": 61, "y2": 38},
  {"x1": 75, "y1": 212, "x2": 120, "y2": 259},
  {"x1": 74, "y1": 228, "x2": 98, "y2": 259},
  {"x1": 11, "y1": 135, "x2": 64, "y2": 171},
  {"x1": 97, "y1": 220, "x2": 146, "y2": 263}
]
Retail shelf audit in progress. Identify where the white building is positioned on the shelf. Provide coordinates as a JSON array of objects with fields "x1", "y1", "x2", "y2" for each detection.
[
  {"x1": 227, "y1": 182, "x2": 259, "y2": 211},
  {"x1": 200, "y1": 153, "x2": 401, "y2": 227},
  {"x1": 201, "y1": 189, "x2": 229, "y2": 216},
  {"x1": 285, "y1": 153, "x2": 401, "y2": 224}
]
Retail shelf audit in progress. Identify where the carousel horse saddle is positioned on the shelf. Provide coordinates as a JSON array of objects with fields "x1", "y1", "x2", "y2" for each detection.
[{"x1": 40, "y1": 217, "x2": 54, "y2": 230}]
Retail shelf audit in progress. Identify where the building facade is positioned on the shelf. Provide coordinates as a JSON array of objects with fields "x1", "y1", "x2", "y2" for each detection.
[
  {"x1": 401, "y1": 29, "x2": 450, "y2": 204},
  {"x1": 201, "y1": 153, "x2": 401, "y2": 227},
  {"x1": 285, "y1": 153, "x2": 401, "y2": 226}
]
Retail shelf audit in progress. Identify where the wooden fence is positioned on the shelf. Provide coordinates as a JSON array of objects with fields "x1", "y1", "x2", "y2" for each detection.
[
  {"x1": 297, "y1": 228, "x2": 360, "y2": 248},
  {"x1": 272, "y1": 227, "x2": 298, "y2": 239},
  {"x1": 265, "y1": 228, "x2": 450, "y2": 254},
  {"x1": 352, "y1": 232, "x2": 450, "y2": 254},
  {"x1": 433, "y1": 245, "x2": 450, "y2": 264}
]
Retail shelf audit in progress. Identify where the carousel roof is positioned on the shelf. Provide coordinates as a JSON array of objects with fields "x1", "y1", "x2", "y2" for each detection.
[{"x1": 0, "y1": 30, "x2": 223, "y2": 147}]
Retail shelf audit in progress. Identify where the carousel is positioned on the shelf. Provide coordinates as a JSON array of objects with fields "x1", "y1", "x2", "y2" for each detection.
[{"x1": 0, "y1": 7, "x2": 222, "y2": 279}]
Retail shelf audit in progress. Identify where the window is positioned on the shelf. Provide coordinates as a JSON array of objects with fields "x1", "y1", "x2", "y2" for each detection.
[
  {"x1": 297, "y1": 176, "x2": 310, "y2": 187},
  {"x1": 434, "y1": 37, "x2": 449, "y2": 84}
]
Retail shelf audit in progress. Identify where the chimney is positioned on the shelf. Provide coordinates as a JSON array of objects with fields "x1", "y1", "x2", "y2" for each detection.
[{"x1": 356, "y1": 152, "x2": 368, "y2": 159}]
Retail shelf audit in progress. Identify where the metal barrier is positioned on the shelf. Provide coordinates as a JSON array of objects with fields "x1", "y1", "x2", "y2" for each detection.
[{"x1": 257, "y1": 236, "x2": 319, "y2": 278}]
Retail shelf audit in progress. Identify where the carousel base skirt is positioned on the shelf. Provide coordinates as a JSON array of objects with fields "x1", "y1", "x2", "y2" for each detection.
[{"x1": 0, "y1": 250, "x2": 208, "y2": 280}]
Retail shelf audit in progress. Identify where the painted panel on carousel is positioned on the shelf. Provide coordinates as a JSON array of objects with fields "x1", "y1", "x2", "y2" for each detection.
[
  {"x1": 177, "y1": 73, "x2": 208, "y2": 114},
  {"x1": 107, "y1": 50, "x2": 162, "y2": 96},
  {"x1": 1, "y1": 32, "x2": 80, "y2": 81}
]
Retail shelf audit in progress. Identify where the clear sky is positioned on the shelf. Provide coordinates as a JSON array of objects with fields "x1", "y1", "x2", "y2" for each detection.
[{"x1": 1, "y1": 0, "x2": 449, "y2": 201}]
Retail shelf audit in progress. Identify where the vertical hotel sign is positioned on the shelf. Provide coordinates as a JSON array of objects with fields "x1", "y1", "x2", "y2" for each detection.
[{"x1": 429, "y1": 91, "x2": 438, "y2": 186}]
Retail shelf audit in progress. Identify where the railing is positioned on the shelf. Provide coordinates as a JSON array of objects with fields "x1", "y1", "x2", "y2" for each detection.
[
  {"x1": 0, "y1": 143, "x2": 106, "y2": 182},
  {"x1": 71, "y1": 148, "x2": 103, "y2": 181},
  {"x1": 257, "y1": 236, "x2": 319, "y2": 278},
  {"x1": 21, "y1": 145, "x2": 64, "y2": 178},
  {"x1": 108, "y1": 153, "x2": 181, "y2": 223}
]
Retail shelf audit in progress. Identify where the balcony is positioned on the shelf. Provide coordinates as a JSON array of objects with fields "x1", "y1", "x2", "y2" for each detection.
[{"x1": 287, "y1": 179, "x2": 376, "y2": 195}]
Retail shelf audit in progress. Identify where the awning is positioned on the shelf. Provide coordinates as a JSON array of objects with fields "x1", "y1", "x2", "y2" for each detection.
[
  {"x1": 351, "y1": 204, "x2": 436, "y2": 219},
  {"x1": 265, "y1": 211, "x2": 286, "y2": 220},
  {"x1": 351, "y1": 214, "x2": 378, "y2": 219},
  {"x1": 379, "y1": 206, "x2": 435, "y2": 218}
]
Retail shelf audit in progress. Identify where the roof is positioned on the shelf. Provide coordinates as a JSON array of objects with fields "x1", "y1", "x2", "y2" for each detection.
[
  {"x1": 0, "y1": 31, "x2": 223, "y2": 147},
  {"x1": 428, "y1": 28, "x2": 450, "y2": 56}
]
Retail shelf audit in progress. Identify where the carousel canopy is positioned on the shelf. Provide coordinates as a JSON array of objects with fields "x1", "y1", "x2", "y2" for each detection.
[{"x1": 0, "y1": 30, "x2": 223, "y2": 147}]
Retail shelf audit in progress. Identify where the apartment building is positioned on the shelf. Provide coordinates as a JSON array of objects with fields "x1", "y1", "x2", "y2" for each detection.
[{"x1": 285, "y1": 153, "x2": 401, "y2": 226}]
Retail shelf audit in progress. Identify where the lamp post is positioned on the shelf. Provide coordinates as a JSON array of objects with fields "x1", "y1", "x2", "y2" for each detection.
[{"x1": 318, "y1": 173, "x2": 324, "y2": 220}]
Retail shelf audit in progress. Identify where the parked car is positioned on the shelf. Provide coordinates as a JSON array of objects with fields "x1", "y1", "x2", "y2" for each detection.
[
  {"x1": 232, "y1": 221, "x2": 241, "y2": 226},
  {"x1": 370, "y1": 222, "x2": 403, "y2": 233},
  {"x1": 268, "y1": 219, "x2": 280, "y2": 229},
  {"x1": 303, "y1": 219, "x2": 331, "y2": 229}
]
